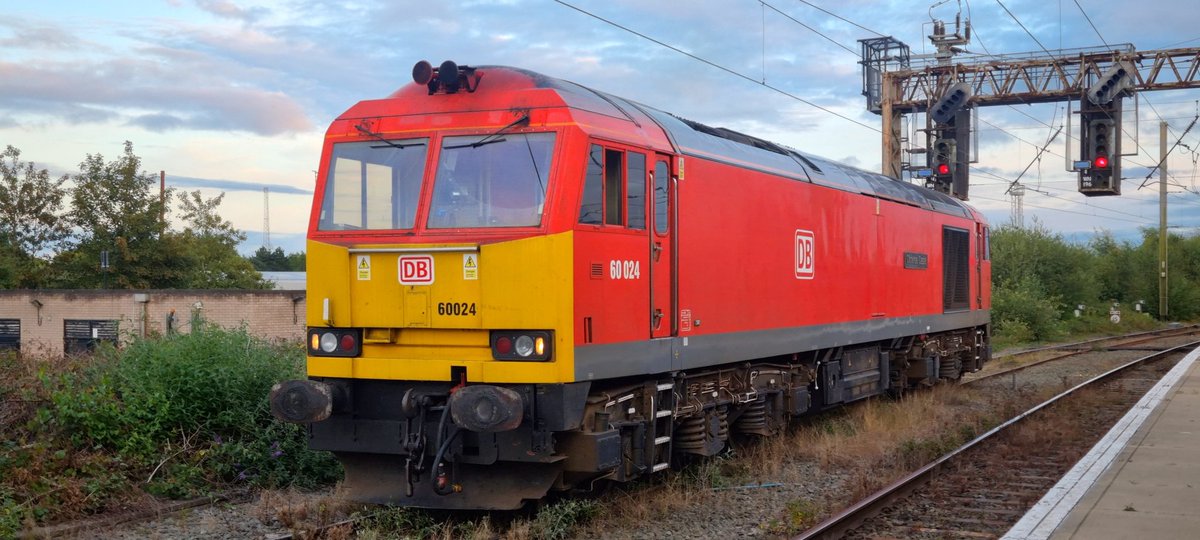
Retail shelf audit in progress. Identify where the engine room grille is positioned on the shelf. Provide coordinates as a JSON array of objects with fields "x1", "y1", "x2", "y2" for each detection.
[{"x1": 943, "y1": 227, "x2": 970, "y2": 312}]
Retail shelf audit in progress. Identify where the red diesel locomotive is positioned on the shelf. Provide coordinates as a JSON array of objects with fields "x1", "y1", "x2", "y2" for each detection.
[{"x1": 270, "y1": 60, "x2": 992, "y2": 510}]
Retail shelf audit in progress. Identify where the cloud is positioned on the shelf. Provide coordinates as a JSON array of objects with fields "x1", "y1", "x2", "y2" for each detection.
[
  {"x1": 193, "y1": 0, "x2": 269, "y2": 23},
  {"x1": 0, "y1": 18, "x2": 83, "y2": 50},
  {"x1": 0, "y1": 58, "x2": 313, "y2": 135},
  {"x1": 129, "y1": 113, "x2": 187, "y2": 131},
  {"x1": 169, "y1": 174, "x2": 313, "y2": 195}
]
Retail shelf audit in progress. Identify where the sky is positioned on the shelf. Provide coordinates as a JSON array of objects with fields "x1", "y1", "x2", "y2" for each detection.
[{"x1": 3, "y1": 0, "x2": 1199, "y2": 255}]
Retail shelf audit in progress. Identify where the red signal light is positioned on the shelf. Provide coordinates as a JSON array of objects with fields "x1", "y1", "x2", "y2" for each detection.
[
  {"x1": 1094, "y1": 155, "x2": 1109, "y2": 169},
  {"x1": 937, "y1": 163, "x2": 951, "y2": 175}
]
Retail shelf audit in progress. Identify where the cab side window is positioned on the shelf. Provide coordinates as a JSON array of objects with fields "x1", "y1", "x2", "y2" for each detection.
[
  {"x1": 578, "y1": 143, "x2": 647, "y2": 229},
  {"x1": 579, "y1": 145, "x2": 604, "y2": 224},
  {"x1": 603, "y1": 149, "x2": 624, "y2": 225}
]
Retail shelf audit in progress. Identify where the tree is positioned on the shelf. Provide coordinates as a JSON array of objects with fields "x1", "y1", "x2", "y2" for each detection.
[
  {"x1": 51, "y1": 141, "x2": 186, "y2": 288},
  {"x1": 176, "y1": 190, "x2": 269, "y2": 289},
  {"x1": 247, "y1": 246, "x2": 306, "y2": 271},
  {"x1": 0, "y1": 145, "x2": 69, "y2": 287}
]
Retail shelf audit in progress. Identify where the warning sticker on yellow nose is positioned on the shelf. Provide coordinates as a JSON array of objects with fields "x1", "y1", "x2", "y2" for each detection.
[
  {"x1": 463, "y1": 254, "x2": 478, "y2": 280},
  {"x1": 357, "y1": 255, "x2": 371, "y2": 280}
]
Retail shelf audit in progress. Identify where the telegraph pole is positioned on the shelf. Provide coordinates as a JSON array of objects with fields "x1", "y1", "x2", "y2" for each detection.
[{"x1": 1159, "y1": 121, "x2": 1169, "y2": 319}]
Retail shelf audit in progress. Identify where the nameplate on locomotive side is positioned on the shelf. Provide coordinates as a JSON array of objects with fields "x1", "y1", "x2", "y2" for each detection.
[{"x1": 903, "y1": 252, "x2": 928, "y2": 270}]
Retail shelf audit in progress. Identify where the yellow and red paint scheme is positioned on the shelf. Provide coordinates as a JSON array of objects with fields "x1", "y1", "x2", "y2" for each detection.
[{"x1": 289, "y1": 64, "x2": 990, "y2": 509}]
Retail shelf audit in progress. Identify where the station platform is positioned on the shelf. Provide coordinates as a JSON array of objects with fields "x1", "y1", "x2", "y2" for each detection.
[{"x1": 1002, "y1": 347, "x2": 1200, "y2": 539}]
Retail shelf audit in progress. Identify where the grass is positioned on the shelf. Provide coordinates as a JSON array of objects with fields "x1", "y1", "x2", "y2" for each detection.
[{"x1": 0, "y1": 327, "x2": 341, "y2": 537}]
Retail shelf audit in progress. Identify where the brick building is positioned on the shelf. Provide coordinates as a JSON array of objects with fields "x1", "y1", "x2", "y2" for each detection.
[{"x1": 0, "y1": 289, "x2": 307, "y2": 356}]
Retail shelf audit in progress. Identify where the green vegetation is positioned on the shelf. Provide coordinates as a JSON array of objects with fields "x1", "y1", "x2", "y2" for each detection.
[
  {"x1": 247, "y1": 246, "x2": 306, "y2": 271},
  {"x1": 0, "y1": 327, "x2": 339, "y2": 536},
  {"x1": 990, "y1": 222, "x2": 1193, "y2": 346},
  {"x1": 0, "y1": 142, "x2": 270, "y2": 289}
]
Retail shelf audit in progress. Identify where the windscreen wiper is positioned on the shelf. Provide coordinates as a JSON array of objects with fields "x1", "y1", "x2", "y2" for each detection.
[
  {"x1": 444, "y1": 112, "x2": 530, "y2": 149},
  {"x1": 354, "y1": 123, "x2": 425, "y2": 149}
]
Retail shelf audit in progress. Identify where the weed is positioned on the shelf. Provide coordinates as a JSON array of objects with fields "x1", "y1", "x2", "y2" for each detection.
[
  {"x1": 529, "y1": 499, "x2": 599, "y2": 540},
  {"x1": 0, "y1": 327, "x2": 342, "y2": 534},
  {"x1": 766, "y1": 498, "x2": 822, "y2": 534},
  {"x1": 357, "y1": 506, "x2": 444, "y2": 539}
]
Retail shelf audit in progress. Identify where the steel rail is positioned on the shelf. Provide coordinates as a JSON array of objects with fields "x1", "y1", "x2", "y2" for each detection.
[
  {"x1": 993, "y1": 324, "x2": 1198, "y2": 359},
  {"x1": 970, "y1": 324, "x2": 1200, "y2": 384},
  {"x1": 794, "y1": 339, "x2": 1200, "y2": 540}
]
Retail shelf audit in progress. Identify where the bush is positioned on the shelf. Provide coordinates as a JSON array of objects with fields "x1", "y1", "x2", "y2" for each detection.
[
  {"x1": 1, "y1": 327, "x2": 341, "y2": 535},
  {"x1": 992, "y1": 279, "x2": 1062, "y2": 342},
  {"x1": 45, "y1": 327, "x2": 341, "y2": 492}
]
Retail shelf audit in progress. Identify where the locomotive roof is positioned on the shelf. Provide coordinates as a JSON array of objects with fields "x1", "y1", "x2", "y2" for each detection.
[
  {"x1": 506, "y1": 66, "x2": 973, "y2": 219},
  {"x1": 362, "y1": 65, "x2": 973, "y2": 219}
]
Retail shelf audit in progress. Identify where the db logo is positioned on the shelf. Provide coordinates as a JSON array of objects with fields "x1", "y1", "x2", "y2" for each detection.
[
  {"x1": 398, "y1": 255, "x2": 434, "y2": 285},
  {"x1": 795, "y1": 230, "x2": 815, "y2": 280}
]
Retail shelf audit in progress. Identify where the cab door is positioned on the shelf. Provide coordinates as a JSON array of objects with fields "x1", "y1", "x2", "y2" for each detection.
[{"x1": 650, "y1": 156, "x2": 676, "y2": 339}]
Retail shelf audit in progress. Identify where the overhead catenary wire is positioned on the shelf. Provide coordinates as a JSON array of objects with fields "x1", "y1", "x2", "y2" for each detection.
[
  {"x1": 1071, "y1": 0, "x2": 1110, "y2": 49},
  {"x1": 554, "y1": 0, "x2": 881, "y2": 133},
  {"x1": 761, "y1": 1, "x2": 860, "y2": 57},
  {"x1": 994, "y1": 0, "x2": 1055, "y2": 57},
  {"x1": 792, "y1": 0, "x2": 885, "y2": 37},
  {"x1": 971, "y1": 193, "x2": 1154, "y2": 225}
]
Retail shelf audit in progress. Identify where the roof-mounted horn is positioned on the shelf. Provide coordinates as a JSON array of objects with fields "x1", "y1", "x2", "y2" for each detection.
[{"x1": 412, "y1": 60, "x2": 481, "y2": 95}]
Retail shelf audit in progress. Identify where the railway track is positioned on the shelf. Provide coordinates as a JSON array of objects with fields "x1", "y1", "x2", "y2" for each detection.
[
  {"x1": 968, "y1": 324, "x2": 1200, "y2": 384},
  {"x1": 794, "y1": 339, "x2": 1200, "y2": 540}
]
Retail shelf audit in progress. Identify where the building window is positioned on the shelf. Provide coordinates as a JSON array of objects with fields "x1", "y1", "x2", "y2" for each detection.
[
  {"x1": 64, "y1": 319, "x2": 119, "y2": 355},
  {"x1": 0, "y1": 319, "x2": 19, "y2": 352}
]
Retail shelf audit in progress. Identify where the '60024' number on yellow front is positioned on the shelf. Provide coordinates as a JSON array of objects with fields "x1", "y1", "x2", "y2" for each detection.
[{"x1": 437, "y1": 302, "x2": 477, "y2": 316}]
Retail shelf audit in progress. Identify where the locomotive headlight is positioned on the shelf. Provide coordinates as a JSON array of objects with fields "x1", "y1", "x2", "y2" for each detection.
[
  {"x1": 490, "y1": 331, "x2": 552, "y2": 361},
  {"x1": 320, "y1": 332, "x2": 338, "y2": 353},
  {"x1": 514, "y1": 335, "x2": 535, "y2": 357}
]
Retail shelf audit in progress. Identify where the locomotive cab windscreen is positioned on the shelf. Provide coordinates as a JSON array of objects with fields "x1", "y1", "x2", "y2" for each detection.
[{"x1": 318, "y1": 132, "x2": 555, "y2": 231}]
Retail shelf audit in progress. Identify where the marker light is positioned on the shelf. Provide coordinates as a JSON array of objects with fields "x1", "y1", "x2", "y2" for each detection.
[
  {"x1": 339, "y1": 334, "x2": 357, "y2": 351},
  {"x1": 937, "y1": 163, "x2": 951, "y2": 175},
  {"x1": 310, "y1": 333, "x2": 321, "y2": 351},
  {"x1": 535, "y1": 336, "x2": 546, "y2": 356},
  {"x1": 1094, "y1": 155, "x2": 1109, "y2": 169}
]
